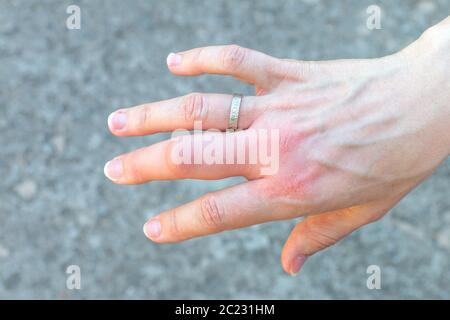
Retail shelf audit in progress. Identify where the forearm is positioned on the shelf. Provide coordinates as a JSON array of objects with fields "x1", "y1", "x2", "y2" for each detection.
[{"x1": 402, "y1": 17, "x2": 450, "y2": 157}]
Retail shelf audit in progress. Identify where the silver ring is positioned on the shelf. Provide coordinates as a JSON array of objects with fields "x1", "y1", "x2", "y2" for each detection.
[{"x1": 227, "y1": 93, "x2": 243, "y2": 132}]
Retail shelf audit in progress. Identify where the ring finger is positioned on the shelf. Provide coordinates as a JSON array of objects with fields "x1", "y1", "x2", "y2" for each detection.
[{"x1": 108, "y1": 93, "x2": 265, "y2": 136}]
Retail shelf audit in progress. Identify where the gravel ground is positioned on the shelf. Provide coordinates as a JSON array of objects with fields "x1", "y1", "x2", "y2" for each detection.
[{"x1": 0, "y1": 0, "x2": 449, "y2": 299}]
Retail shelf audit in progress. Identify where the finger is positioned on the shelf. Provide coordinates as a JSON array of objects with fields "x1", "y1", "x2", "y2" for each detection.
[
  {"x1": 108, "y1": 93, "x2": 263, "y2": 136},
  {"x1": 143, "y1": 179, "x2": 291, "y2": 243},
  {"x1": 166, "y1": 45, "x2": 287, "y2": 88},
  {"x1": 281, "y1": 198, "x2": 399, "y2": 276},
  {"x1": 104, "y1": 131, "x2": 262, "y2": 184}
]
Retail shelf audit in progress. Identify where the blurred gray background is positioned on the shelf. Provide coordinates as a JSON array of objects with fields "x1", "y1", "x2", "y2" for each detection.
[{"x1": 0, "y1": 0, "x2": 449, "y2": 299}]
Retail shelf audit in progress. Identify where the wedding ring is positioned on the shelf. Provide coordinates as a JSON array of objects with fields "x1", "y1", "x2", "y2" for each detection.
[{"x1": 227, "y1": 94, "x2": 243, "y2": 132}]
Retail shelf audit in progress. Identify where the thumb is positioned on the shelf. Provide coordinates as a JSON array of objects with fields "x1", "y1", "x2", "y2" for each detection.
[{"x1": 281, "y1": 198, "x2": 399, "y2": 276}]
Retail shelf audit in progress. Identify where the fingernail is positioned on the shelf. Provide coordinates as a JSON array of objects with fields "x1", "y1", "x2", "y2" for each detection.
[
  {"x1": 167, "y1": 52, "x2": 182, "y2": 67},
  {"x1": 144, "y1": 219, "x2": 161, "y2": 239},
  {"x1": 108, "y1": 111, "x2": 127, "y2": 131},
  {"x1": 104, "y1": 159, "x2": 123, "y2": 181},
  {"x1": 290, "y1": 255, "x2": 307, "y2": 276}
]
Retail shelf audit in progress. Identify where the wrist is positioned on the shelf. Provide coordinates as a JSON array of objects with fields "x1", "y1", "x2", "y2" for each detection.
[
  {"x1": 404, "y1": 17, "x2": 450, "y2": 71},
  {"x1": 401, "y1": 18, "x2": 450, "y2": 157}
]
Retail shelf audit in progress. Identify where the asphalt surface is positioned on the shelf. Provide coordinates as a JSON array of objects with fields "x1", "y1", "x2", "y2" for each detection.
[{"x1": 0, "y1": 0, "x2": 449, "y2": 299}]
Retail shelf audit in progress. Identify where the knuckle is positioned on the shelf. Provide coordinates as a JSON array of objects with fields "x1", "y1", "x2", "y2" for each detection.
[
  {"x1": 180, "y1": 93, "x2": 209, "y2": 122},
  {"x1": 169, "y1": 208, "x2": 181, "y2": 238},
  {"x1": 199, "y1": 194, "x2": 226, "y2": 229},
  {"x1": 166, "y1": 137, "x2": 197, "y2": 177},
  {"x1": 302, "y1": 219, "x2": 339, "y2": 251},
  {"x1": 221, "y1": 45, "x2": 248, "y2": 71},
  {"x1": 168, "y1": 161, "x2": 195, "y2": 177},
  {"x1": 122, "y1": 153, "x2": 144, "y2": 183},
  {"x1": 192, "y1": 47, "x2": 205, "y2": 65},
  {"x1": 138, "y1": 105, "x2": 152, "y2": 129},
  {"x1": 166, "y1": 157, "x2": 193, "y2": 178}
]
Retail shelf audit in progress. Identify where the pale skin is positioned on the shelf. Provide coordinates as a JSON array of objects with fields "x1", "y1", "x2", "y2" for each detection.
[{"x1": 104, "y1": 17, "x2": 450, "y2": 276}]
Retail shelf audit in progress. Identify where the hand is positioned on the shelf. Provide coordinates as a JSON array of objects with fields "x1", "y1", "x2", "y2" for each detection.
[{"x1": 104, "y1": 18, "x2": 450, "y2": 275}]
